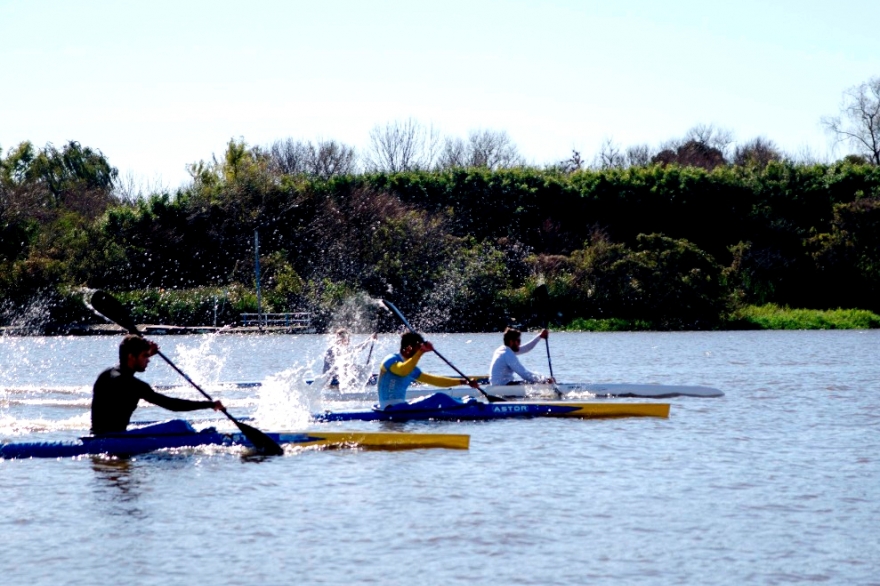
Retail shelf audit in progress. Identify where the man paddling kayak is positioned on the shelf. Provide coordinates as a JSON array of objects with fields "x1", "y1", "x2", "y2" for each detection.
[
  {"x1": 322, "y1": 329, "x2": 377, "y2": 376},
  {"x1": 91, "y1": 335, "x2": 224, "y2": 435},
  {"x1": 378, "y1": 332, "x2": 478, "y2": 408},
  {"x1": 489, "y1": 327, "x2": 554, "y2": 386}
]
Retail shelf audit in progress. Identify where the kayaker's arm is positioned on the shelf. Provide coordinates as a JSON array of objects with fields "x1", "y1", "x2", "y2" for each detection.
[
  {"x1": 415, "y1": 372, "x2": 468, "y2": 388},
  {"x1": 502, "y1": 348, "x2": 543, "y2": 383},
  {"x1": 516, "y1": 331, "x2": 546, "y2": 355},
  {"x1": 141, "y1": 388, "x2": 222, "y2": 413},
  {"x1": 388, "y1": 349, "x2": 425, "y2": 377},
  {"x1": 354, "y1": 333, "x2": 378, "y2": 351}
]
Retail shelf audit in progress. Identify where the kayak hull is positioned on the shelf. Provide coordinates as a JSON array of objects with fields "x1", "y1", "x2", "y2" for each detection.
[
  {"x1": 0, "y1": 421, "x2": 470, "y2": 459},
  {"x1": 471, "y1": 382, "x2": 723, "y2": 399},
  {"x1": 315, "y1": 397, "x2": 671, "y2": 422}
]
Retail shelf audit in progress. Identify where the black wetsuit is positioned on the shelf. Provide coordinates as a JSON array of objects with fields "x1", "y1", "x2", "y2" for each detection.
[{"x1": 91, "y1": 365, "x2": 214, "y2": 435}]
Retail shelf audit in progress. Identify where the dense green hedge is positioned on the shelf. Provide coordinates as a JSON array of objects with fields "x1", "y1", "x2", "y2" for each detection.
[{"x1": 3, "y1": 139, "x2": 880, "y2": 332}]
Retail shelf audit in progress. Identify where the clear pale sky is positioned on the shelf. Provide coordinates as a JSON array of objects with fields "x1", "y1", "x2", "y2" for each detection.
[{"x1": 1, "y1": 0, "x2": 877, "y2": 188}]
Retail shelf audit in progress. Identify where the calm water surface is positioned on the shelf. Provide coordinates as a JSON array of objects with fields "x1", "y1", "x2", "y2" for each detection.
[{"x1": 1, "y1": 331, "x2": 878, "y2": 585}]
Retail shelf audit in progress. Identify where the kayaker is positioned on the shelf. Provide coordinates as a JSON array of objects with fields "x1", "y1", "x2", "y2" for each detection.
[
  {"x1": 377, "y1": 332, "x2": 478, "y2": 408},
  {"x1": 489, "y1": 327, "x2": 554, "y2": 386},
  {"x1": 91, "y1": 334, "x2": 224, "y2": 435},
  {"x1": 322, "y1": 329, "x2": 377, "y2": 376}
]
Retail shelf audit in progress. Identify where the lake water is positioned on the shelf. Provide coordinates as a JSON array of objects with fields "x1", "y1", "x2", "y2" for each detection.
[{"x1": 1, "y1": 330, "x2": 878, "y2": 585}]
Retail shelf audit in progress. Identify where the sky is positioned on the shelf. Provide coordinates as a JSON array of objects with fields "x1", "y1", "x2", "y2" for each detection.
[{"x1": 1, "y1": 0, "x2": 878, "y2": 189}]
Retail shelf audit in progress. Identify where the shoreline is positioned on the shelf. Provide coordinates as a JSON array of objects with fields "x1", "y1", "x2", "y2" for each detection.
[{"x1": 0, "y1": 323, "x2": 316, "y2": 336}]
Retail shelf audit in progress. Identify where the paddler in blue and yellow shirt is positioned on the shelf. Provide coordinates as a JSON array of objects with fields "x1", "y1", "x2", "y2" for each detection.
[{"x1": 377, "y1": 332, "x2": 478, "y2": 408}]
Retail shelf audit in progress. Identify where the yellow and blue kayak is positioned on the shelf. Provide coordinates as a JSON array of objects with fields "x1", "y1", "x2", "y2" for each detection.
[
  {"x1": 314, "y1": 393, "x2": 670, "y2": 422},
  {"x1": 0, "y1": 420, "x2": 470, "y2": 459}
]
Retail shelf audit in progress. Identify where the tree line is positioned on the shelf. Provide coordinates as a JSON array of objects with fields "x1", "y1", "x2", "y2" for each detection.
[{"x1": 1, "y1": 76, "x2": 879, "y2": 332}]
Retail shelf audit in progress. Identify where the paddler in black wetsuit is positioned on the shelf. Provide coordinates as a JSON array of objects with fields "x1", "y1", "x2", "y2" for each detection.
[{"x1": 91, "y1": 334, "x2": 223, "y2": 435}]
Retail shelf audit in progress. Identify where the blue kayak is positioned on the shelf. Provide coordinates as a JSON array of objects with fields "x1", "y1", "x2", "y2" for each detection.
[
  {"x1": 314, "y1": 393, "x2": 671, "y2": 422},
  {"x1": 0, "y1": 420, "x2": 470, "y2": 459}
]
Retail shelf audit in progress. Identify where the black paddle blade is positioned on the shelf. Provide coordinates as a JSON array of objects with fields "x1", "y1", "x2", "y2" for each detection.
[
  {"x1": 234, "y1": 418, "x2": 284, "y2": 456},
  {"x1": 89, "y1": 290, "x2": 140, "y2": 334},
  {"x1": 381, "y1": 299, "x2": 417, "y2": 332},
  {"x1": 533, "y1": 285, "x2": 550, "y2": 328},
  {"x1": 534, "y1": 284, "x2": 549, "y2": 304}
]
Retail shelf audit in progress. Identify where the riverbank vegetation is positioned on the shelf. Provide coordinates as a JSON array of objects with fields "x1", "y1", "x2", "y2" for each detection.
[{"x1": 2, "y1": 77, "x2": 879, "y2": 333}]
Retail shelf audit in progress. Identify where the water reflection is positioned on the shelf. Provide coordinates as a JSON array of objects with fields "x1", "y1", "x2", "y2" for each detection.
[{"x1": 90, "y1": 457, "x2": 147, "y2": 519}]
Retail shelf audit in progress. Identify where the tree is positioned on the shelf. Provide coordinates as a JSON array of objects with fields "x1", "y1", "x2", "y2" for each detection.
[
  {"x1": 364, "y1": 119, "x2": 440, "y2": 172},
  {"x1": 593, "y1": 138, "x2": 626, "y2": 169},
  {"x1": 734, "y1": 137, "x2": 783, "y2": 168},
  {"x1": 310, "y1": 139, "x2": 357, "y2": 179},
  {"x1": 267, "y1": 138, "x2": 357, "y2": 178},
  {"x1": 625, "y1": 144, "x2": 652, "y2": 167},
  {"x1": 822, "y1": 76, "x2": 880, "y2": 165},
  {"x1": 465, "y1": 129, "x2": 524, "y2": 169},
  {"x1": 651, "y1": 125, "x2": 732, "y2": 170},
  {"x1": 267, "y1": 138, "x2": 312, "y2": 175},
  {"x1": 437, "y1": 129, "x2": 525, "y2": 170}
]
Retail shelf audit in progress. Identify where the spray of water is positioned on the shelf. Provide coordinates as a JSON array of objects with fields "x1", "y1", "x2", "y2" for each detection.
[
  {"x1": 253, "y1": 365, "x2": 317, "y2": 430},
  {"x1": 173, "y1": 336, "x2": 227, "y2": 387},
  {"x1": 1, "y1": 293, "x2": 52, "y2": 335}
]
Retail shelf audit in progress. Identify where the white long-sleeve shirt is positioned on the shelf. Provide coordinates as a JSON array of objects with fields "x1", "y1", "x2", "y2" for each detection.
[{"x1": 489, "y1": 334, "x2": 543, "y2": 385}]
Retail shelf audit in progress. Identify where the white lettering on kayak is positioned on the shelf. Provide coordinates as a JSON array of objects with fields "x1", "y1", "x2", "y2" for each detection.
[{"x1": 491, "y1": 405, "x2": 532, "y2": 413}]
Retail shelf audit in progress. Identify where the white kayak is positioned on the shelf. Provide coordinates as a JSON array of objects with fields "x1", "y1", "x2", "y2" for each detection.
[
  {"x1": 455, "y1": 382, "x2": 724, "y2": 399},
  {"x1": 209, "y1": 379, "x2": 724, "y2": 400}
]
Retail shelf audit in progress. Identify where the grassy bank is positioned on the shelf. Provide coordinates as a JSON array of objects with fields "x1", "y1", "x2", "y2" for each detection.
[
  {"x1": 725, "y1": 304, "x2": 880, "y2": 330},
  {"x1": 563, "y1": 305, "x2": 880, "y2": 331}
]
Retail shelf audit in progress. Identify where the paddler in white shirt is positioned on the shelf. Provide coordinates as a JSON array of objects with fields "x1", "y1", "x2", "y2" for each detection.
[
  {"x1": 489, "y1": 327, "x2": 554, "y2": 386},
  {"x1": 377, "y1": 332, "x2": 478, "y2": 408}
]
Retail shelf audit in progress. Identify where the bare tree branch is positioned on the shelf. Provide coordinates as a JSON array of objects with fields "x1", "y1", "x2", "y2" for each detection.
[
  {"x1": 733, "y1": 137, "x2": 783, "y2": 168},
  {"x1": 625, "y1": 144, "x2": 652, "y2": 167},
  {"x1": 822, "y1": 76, "x2": 880, "y2": 165},
  {"x1": 593, "y1": 138, "x2": 626, "y2": 169},
  {"x1": 364, "y1": 119, "x2": 440, "y2": 172},
  {"x1": 437, "y1": 129, "x2": 524, "y2": 170},
  {"x1": 267, "y1": 138, "x2": 357, "y2": 178}
]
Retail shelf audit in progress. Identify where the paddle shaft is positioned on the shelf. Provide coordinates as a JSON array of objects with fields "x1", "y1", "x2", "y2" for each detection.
[
  {"x1": 535, "y1": 285, "x2": 561, "y2": 398},
  {"x1": 544, "y1": 338, "x2": 555, "y2": 380}
]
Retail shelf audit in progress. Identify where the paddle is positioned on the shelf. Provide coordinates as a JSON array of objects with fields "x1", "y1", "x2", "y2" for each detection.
[
  {"x1": 88, "y1": 290, "x2": 284, "y2": 456},
  {"x1": 534, "y1": 284, "x2": 562, "y2": 398},
  {"x1": 366, "y1": 338, "x2": 374, "y2": 365},
  {"x1": 381, "y1": 299, "x2": 505, "y2": 403}
]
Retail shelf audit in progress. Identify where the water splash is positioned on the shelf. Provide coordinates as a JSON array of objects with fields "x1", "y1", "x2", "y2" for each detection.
[
  {"x1": 253, "y1": 365, "x2": 318, "y2": 430},
  {"x1": 171, "y1": 335, "x2": 228, "y2": 386},
  {"x1": 1, "y1": 294, "x2": 52, "y2": 335},
  {"x1": 326, "y1": 292, "x2": 381, "y2": 334},
  {"x1": 0, "y1": 411, "x2": 90, "y2": 437}
]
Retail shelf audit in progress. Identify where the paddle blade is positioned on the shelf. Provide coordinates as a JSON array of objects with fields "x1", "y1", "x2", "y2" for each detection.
[
  {"x1": 381, "y1": 299, "x2": 416, "y2": 333},
  {"x1": 234, "y1": 418, "x2": 284, "y2": 456},
  {"x1": 533, "y1": 284, "x2": 550, "y2": 328},
  {"x1": 534, "y1": 284, "x2": 549, "y2": 304},
  {"x1": 89, "y1": 290, "x2": 140, "y2": 334}
]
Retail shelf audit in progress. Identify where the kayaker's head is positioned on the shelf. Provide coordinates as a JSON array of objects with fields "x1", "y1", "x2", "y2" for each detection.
[
  {"x1": 400, "y1": 332, "x2": 425, "y2": 358},
  {"x1": 503, "y1": 327, "x2": 522, "y2": 352},
  {"x1": 119, "y1": 334, "x2": 154, "y2": 373},
  {"x1": 335, "y1": 328, "x2": 350, "y2": 346}
]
